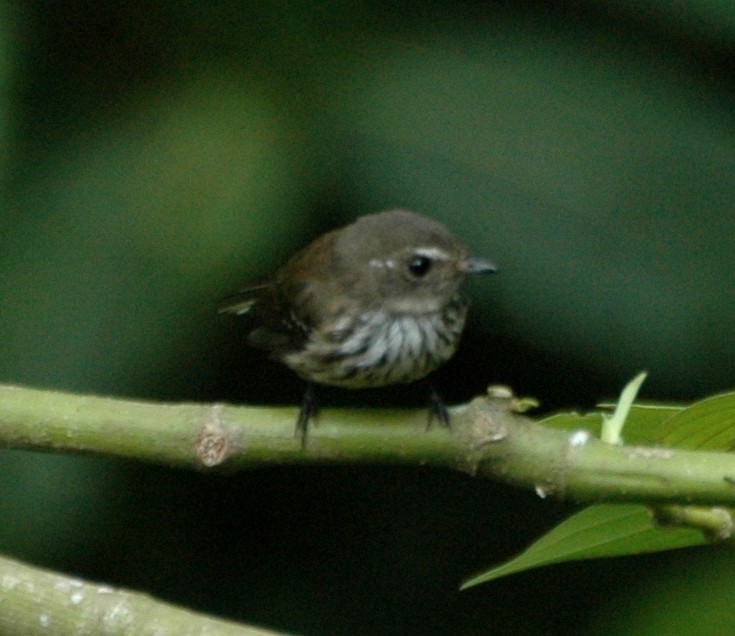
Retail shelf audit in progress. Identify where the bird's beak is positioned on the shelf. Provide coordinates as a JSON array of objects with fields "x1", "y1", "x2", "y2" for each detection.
[{"x1": 459, "y1": 257, "x2": 498, "y2": 274}]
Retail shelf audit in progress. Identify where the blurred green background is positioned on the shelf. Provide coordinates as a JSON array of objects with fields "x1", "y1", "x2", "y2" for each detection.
[{"x1": 1, "y1": 1, "x2": 735, "y2": 634}]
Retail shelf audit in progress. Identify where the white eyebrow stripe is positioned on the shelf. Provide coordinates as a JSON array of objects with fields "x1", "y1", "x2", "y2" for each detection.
[
  {"x1": 369, "y1": 247, "x2": 450, "y2": 270},
  {"x1": 413, "y1": 246, "x2": 451, "y2": 261}
]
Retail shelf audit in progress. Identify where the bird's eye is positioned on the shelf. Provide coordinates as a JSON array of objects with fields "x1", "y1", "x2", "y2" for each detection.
[{"x1": 408, "y1": 255, "x2": 433, "y2": 278}]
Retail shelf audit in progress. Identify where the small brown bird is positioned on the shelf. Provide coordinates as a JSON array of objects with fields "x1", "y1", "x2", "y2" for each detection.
[{"x1": 220, "y1": 209, "x2": 496, "y2": 441}]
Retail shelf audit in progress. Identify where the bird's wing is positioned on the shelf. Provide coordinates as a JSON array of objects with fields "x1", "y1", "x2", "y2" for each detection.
[
  {"x1": 218, "y1": 283, "x2": 270, "y2": 315},
  {"x1": 219, "y1": 278, "x2": 317, "y2": 353}
]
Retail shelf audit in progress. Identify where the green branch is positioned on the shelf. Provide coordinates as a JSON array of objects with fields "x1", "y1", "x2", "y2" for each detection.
[
  {"x1": 1, "y1": 384, "x2": 735, "y2": 506},
  {"x1": 0, "y1": 554, "x2": 285, "y2": 636},
  {"x1": 2, "y1": 382, "x2": 735, "y2": 615}
]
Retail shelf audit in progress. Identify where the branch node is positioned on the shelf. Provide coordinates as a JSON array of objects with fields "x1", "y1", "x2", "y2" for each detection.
[
  {"x1": 472, "y1": 410, "x2": 509, "y2": 447},
  {"x1": 652, "y1": 505, "x2": 734, "y2": 541},
  {"x1": 711, "y1": 508, "x2": 734, "y2": 541},
  {"x1": 465, "y1": 385, "x2": 535, "y2": 448},
  {"x1": 195, "y1": 404, "x2": 232, "y2": 467}
]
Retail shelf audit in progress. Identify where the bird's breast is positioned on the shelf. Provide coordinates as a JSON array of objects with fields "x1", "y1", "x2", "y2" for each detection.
[{"x1": 281, "y1": 297, "x2": 468, "y2": 388}]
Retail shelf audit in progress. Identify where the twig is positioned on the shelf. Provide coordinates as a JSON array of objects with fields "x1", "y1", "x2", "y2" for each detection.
[{"x1": 0, "y1": 554, "x2": 288, "y2": 636}]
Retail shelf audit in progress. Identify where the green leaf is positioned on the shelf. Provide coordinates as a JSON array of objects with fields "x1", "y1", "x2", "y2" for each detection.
[
  {"x1": 464, "y1": 390, "x2": 735, "y2": 589},
  {"x1": 659, "y1": 392, "x2": 735, "y2": 450},
  {"x1": 461, "y1": 504, "x2": 705, "y2": 589},
  {"x1": 540, "y1": 403, "x2": 683, "y2": 446},
  {"x1": 539, "y1": 411, "x2": 604, "y2": 435}
]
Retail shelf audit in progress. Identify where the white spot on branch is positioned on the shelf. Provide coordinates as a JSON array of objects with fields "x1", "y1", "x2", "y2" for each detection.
[{"x1": 569, "y1": 429, "x2": 591, "y2": 448}]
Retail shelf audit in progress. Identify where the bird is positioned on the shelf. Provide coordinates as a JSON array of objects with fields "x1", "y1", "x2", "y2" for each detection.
[{"x1": 220, "y1": 209, "x2": 496, "y2": 444}]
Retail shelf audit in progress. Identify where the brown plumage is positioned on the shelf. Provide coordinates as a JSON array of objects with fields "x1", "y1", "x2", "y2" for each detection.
[{"x1": 221, "y1": 209, "x2": 496, "y2": 440}]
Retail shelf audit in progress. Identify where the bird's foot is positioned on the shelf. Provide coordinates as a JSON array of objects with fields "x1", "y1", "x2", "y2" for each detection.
[
  {"x1": 296, "y1": 383, "x2": 317, "y2": 448},
  {"x1": 427, "y1": 386, "x2": 450, "y2": 430}
]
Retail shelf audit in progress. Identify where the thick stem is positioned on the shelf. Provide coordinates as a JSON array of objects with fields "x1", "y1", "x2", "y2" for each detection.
[
  {"x1": 0, "y1": 554, "x2": 283, "y2": 636},
  {"x1": 0, "y1": 384, "x2": 734, "y2": 505}
]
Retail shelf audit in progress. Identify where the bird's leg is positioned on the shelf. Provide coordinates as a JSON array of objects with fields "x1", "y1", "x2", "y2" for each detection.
[
  {"x1": 426, "y1": 383, "x2": 450, "y2": 430},
  {"x1": 296, "y1": 382, "x2": 317, "y2": 448}
]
